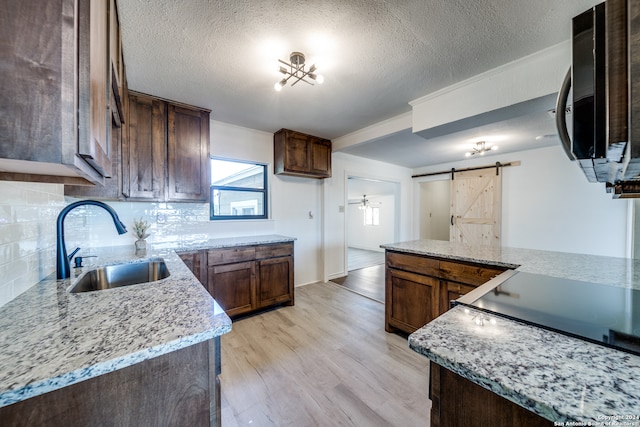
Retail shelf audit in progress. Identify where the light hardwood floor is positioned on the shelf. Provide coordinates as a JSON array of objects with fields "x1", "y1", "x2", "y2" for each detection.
[
  {"x1": 220, "y1": 281, "x2": 431, "y2": 426},
  {"x1": 347, "y1": 248, "x2": 385, "y2": 271},
  {"x1": 331, "y1": 264, "x2": 385, "y2": 303}
]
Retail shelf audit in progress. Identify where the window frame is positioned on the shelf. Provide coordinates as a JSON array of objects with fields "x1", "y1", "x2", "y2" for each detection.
[{"x1": 209, "y1": 157, "x2": 268, "y2": 221}]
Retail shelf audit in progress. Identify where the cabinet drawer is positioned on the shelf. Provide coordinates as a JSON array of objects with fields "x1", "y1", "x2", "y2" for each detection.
[
  {"x1": 207, "y1": 247, "x2": 256, "y2": 265},
  {"x1": 439, "y1": 260, "x2": 506, "y2": 286},
  {"x1": 386, "y1": 252, "x2": 440, "y2": 277},
  {"x1": 255, "y1": 243, "x2": 293, "y2": 259}
]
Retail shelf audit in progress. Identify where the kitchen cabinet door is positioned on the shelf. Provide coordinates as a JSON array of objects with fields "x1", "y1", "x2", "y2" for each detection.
[
  {"x1": 309, "y1": 137, "x2": 332, "y2": 177},
  {"x1": 167, "y1": 104, "x2": 210, "y2": 202},
  {"x1": 0, "y1": 0, "x2": 112, "y2": 185},
  {"x1": 208, "y1": 261, "x2": 256, "y2": 318},
  {"x1": 123, "y1": 93, "x2": 167, "y2": 199},
  {"x1": 257, "y1": 256, "x2": 294, "y2": 308},
  {"x1": 385, "y1": 268, "x2": 439, "y2": 334}
]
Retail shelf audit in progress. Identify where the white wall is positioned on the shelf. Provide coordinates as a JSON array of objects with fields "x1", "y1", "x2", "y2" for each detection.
[
  {"x1": 413, "y1": 144, "x2": 629, "y2": 257},
  {"x1": 324, "y1": 152, "x2": 413, "y2": 280},
  {"x1": 347, "y1": 194, "x2": 395, "y2": 252}
]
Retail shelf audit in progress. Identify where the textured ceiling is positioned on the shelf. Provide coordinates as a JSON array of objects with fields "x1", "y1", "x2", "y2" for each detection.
[{"x1": 118, "y1": 0, "x2": 600, "y2": 162}]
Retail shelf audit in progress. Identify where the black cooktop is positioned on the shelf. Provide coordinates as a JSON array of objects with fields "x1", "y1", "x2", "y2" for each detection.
[{"x1": 453, "y1": 271, "x2": 640, "y2": 357}]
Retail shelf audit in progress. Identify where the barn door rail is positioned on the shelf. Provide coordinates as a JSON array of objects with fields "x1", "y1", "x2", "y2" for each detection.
[{"x1": 411, "y1": 161, "x2": 521, "y2": 179}]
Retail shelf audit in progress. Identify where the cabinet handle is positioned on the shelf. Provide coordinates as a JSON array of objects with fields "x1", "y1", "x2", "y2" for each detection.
[{"x1": 450, "y1": 215, "x2": 454, "y2": 226}]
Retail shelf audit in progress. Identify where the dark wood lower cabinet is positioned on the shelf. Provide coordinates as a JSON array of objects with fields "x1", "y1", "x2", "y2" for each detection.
[
  {"x1": 257, "y1": 256, "x2": 294, "y2": 308},
  {"x1": 0, "y1": 339, "x2": 221, "y2": 427},
  {"x1": 180, "y1": 243, "x2": 295, "y2": 319},
  {"x1": 386, "y1": 268, "x2": 438, "y2": 333},
  {"x1": 208, "y1": 261, "x2": 256, "y2": 318},
  {"x1": 430, "y1": 362, "x2": 553, "y2": 427},
  {"x1": 385, "y1": 250, "x2": 508, "y2": 334}
]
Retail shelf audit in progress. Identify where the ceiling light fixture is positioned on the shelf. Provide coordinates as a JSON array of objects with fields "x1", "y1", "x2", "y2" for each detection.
[
  {"x1": 465, "y1": 141, "x2": 498, "y2": 157},
  {"x1": 358, "y1": 195, "x2": 370, "y2": 210},
  {"x1": 274, "y1": 51, "x2": 324, "y2": 92}
]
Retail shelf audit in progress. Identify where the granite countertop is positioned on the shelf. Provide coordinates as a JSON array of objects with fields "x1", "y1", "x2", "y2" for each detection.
[
  {"x1": 382, "y1": 239, "x2": 640, "y2": 423},
  {"x1": 381, "y1": 239, "x2": 640, "y2": 289},
  {"x1": 154, "y1": 234, "x2": 296, "y2": 252},
  {"x1": 0, "y1": 236, "x2": 300, "y2": 408},
  {"x1": 409, "y1": 305, "x2": 640, "y2": 423}
]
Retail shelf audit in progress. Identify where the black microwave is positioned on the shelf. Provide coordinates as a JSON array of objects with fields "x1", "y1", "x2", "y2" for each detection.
[{"x1": 555, "y1": 0, "x2": 640, "y2": 195}]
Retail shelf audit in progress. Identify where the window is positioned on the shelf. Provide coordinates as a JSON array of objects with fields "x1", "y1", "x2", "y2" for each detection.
[
  {"x1": 210, "y1": 158, "x2": 268, "y2": 220},
  {"x1": 364, "y1": 206, "x2": 379, "y2": 226}
]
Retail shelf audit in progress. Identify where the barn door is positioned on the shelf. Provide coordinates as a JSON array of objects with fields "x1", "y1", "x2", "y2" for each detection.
[{"x1": 450, "y1": 169, "x2": 501, "y2": 247}]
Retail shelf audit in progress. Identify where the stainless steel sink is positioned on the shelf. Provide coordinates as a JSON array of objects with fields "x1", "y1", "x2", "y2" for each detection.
[{"x1": 69, "y1": 260, "x2": 170, "y2": 293}]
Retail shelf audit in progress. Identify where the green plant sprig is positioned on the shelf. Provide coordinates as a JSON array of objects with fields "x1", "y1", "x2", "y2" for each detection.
[{"x1": 132, "y1": 217, "x2": 151, "y2": 240}]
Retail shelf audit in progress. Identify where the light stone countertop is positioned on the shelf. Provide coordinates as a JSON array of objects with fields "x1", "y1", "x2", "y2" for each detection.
[
  {"x1": 381, "y1": 239, "x2": 640, "y2": 423},
  {"x1": 381, "y1": 239, "x2": 640, "y2": 289},
  {"x1": 152, "y1": 234, "x2": 297, "y2": 252},
  {"x1": 0, "y1": 235, "x2": 294, "y2": 408},
  {"x1": 409, "y1": 305, "x2": 640, "y2": 423}
]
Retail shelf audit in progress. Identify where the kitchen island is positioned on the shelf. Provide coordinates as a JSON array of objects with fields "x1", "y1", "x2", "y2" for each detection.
[
  {"x1": 382, "y1": 239, "x2": 640, "y2": 425},
  {"x1": 0, "y1": 245, "x2": 232, "y2": 426}
]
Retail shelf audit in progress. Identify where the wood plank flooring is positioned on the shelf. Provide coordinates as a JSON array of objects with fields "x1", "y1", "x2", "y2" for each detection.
[
  {"x1": 219, "y1": 282, "x2": 431, "y2": 426},
  {"x1": 347, "y1": 248, "x2": 385, "y2": 271},
  {"x1": 332, "y1": 248, "x2": 386, "y2": 302},
  {"x1": 331, "y1": 264, "x2": 386, "y2": 303}
]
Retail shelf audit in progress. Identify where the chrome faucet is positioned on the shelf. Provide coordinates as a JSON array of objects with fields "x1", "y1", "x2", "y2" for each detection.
[{"x1": 56, "y1": 200, "x2": 128, "y2": 280}]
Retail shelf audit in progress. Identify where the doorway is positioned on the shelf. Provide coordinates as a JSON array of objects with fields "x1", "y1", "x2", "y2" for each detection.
[
  {"x1": 419, "y1": 180, "x2": 450, "y2": 240},
  {"x1": 332, "y1": 176, "x2": 400, "y2": 302}
]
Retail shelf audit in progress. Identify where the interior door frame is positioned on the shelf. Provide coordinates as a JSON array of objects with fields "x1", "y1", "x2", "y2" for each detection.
[{"x1": 341, "y1": 171, "x2": 401, "y2": 278}]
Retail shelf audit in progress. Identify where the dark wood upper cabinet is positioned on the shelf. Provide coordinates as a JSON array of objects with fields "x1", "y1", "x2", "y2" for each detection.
[
  {"x1": 122, "y1": 92, "x2": 210, "y2": 202},
  {"x1": 274, "y1": 129, "x2": 332, "y2": 178},
  {"x1": 77, "y1": 0, "x2": 111, "y2": 178},
  {"x1": 0, "y1": 0, "x2": 115, "y2": 186},
  {"x1": 122, "y1": 93, "x2": 167, "y2": 200},
  {"x1": 68, "y1": 91, "x2": 211, "y2": 202},
  {"x1": 167, "y1": 104, "x2": 210, "y2": 202}
]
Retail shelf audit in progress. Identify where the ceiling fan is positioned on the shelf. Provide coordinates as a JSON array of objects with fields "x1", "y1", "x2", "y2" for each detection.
[{"x1": 348, "y1": 194, "x2": 382, "y2": 210}]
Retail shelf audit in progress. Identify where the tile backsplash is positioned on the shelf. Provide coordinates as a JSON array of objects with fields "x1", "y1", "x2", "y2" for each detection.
[
  {"x1": 63, "y1": 199, "x2": 275, "y2": 250},
  {"x1": 0, "y1": 185, "x2": 276, "y2": 308},
  {"x1": 0, "y1": 182, "x2": 65, "y2": 306}
]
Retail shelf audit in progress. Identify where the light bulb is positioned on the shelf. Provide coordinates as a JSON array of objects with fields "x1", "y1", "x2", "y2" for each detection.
[
  {"x1": 274, "y1": 79, "x2": 286, "y2": 92},
  {"x1": 315, "y1": 74, "x2": 325, "y2": 84},
  {"x1": 491, "y1": 145, "x2": 499, "y2": 151},
  {"x1": 465, "y1": 152, "x2": 472, "y2": 157}
]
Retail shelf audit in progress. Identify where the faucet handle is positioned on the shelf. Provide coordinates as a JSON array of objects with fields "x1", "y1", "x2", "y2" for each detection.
[{"x1": 68, "y1": 247, "x2": 81, "y2": 261}]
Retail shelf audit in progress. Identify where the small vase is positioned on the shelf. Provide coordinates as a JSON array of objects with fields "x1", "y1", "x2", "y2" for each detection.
[{"x1": 135, "y1": 239, "x2": 147, "y2": 252}]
